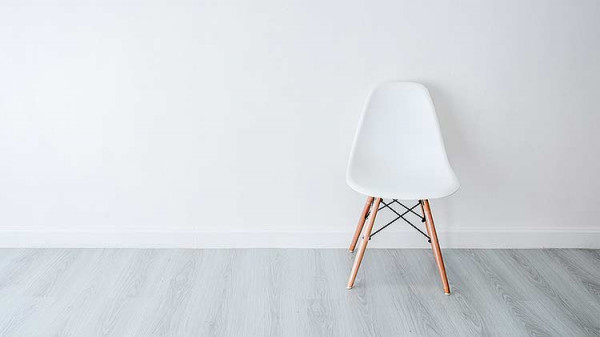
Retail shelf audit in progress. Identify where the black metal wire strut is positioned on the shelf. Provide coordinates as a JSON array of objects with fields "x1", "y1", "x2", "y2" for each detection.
[{"x1": 368, "y1": 199, "x2": 431, "y2": 243}]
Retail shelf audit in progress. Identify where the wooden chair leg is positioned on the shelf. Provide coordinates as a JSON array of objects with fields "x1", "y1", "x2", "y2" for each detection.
[
  {"x1": 349, "y1": 196, "x2": 374, "y2": 252},
  {"x1": 422, "y1": 199, "x2": 451, "y2": 295},
  {"x1": 347, "y1": 198, "x2": 381, "y2": 289}
]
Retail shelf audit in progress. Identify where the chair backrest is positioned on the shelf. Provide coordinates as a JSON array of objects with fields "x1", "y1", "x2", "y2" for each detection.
[{"x1": 347, "y1": 82, "x2": 459, "y2": 199}]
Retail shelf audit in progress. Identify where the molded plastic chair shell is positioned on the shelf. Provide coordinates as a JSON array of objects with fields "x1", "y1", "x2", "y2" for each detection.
[{"x1": 346, "y1": 82, "x2": 459, "y2": 200}]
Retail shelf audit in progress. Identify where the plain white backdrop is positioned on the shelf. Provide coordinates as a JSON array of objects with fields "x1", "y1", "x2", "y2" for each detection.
[{"x1": 1, "y1": 0, "x2": 599, "y2": 248}]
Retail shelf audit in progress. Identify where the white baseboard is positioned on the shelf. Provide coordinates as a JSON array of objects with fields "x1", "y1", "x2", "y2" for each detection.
[{"x1": 1, "y1": 228, "x2": 599, "y2": 249}]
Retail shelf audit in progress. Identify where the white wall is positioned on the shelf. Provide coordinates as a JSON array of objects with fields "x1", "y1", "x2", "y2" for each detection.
[{"x1": 1, "y1": 0, "x2": 599, "y2": 248}]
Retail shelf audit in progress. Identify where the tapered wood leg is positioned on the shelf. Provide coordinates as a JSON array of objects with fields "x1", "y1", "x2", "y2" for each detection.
[
  {"x1": 349, "y1": 196, "x2": 374, "y2": 252},
  {"x1": 422, "y1": 199, "x2": 450, "y2": 295},
  {"x1": 347, "y1": 197, "x2": 381, "y2": 289}
]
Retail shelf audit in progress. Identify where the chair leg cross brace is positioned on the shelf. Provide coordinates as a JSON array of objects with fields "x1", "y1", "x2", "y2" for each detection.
[
  {"x1": 369, "y1": 200, "x2": 429, "y2": 242},
  {"x1": 347, "y1": 197, "x2": 451, "y2": 295}
]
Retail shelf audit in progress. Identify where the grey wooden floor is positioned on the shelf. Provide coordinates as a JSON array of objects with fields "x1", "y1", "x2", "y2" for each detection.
[{"x1": 0, "y1": 249, "x2": 599, "y2": 336}]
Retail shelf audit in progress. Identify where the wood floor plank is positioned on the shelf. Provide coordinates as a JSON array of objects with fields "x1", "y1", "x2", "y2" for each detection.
[{"x1": 447, "y1": 250, "x2": 528, "y2": 337}]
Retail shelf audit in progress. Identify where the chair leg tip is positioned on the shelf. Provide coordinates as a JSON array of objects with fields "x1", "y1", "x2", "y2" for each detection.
[
  {"x1": 444, "y1": 292, "x2": 451, "y2": 296},
  {"x1": 349, "y1": 250, "x2": 354, "y2": 253},
  {"x1": 347, "y1": 286, "x2": 353, "y2": 289}
]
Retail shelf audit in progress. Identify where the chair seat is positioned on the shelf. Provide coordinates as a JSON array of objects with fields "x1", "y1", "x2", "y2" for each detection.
[
  {"x1": 346, "y1": 81, "x2": 460, "y2": 200},
  {"x1": 347, "y1": 165, "x2": 459, "y2": 200}
]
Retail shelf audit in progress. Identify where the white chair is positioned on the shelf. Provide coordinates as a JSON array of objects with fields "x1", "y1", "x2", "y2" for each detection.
[{"x1": 346, "y1": 81, "x2": 459, "y2": 294}]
